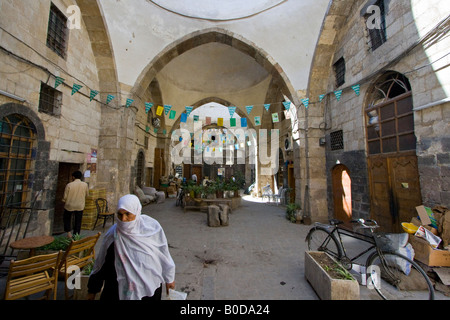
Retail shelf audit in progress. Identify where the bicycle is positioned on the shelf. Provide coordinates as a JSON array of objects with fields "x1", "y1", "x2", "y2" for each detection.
[{"x1": 306, "y1": 218, "x2": 435, "y2": 300}]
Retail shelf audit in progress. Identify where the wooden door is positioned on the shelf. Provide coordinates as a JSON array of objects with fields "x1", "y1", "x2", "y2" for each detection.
[
  {"x1": 368, "y1": 154, "x2": 422, "y2": 233},
  {"x1": 332, "y1": 165, "x2": 352, "y2": 222},
  {"x1": 53, "y1": 163, "x2": 80, "y2": 234},
  {"x1": 288, "y1": 164, "x2": 295, "y2": 203},
  {"x1": 153, "y1": 148, "x2": 163, "y2": 189}
]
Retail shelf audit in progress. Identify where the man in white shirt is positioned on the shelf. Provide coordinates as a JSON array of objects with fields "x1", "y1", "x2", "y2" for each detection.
[{"x1": 63, "y1": 171, "x2": 89, "y2": 238}]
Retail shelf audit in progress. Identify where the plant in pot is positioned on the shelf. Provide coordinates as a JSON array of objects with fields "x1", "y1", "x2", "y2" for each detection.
[
  {"x1": 214, "y1": 178, "x2": 224, "y2": 198},
  {"x1": 286, "y1": 203, "x2": 302, "y2": 223}
]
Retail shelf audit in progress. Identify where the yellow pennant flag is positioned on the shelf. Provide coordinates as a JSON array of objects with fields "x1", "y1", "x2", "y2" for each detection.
[
  {"x1": 217, "y1": 118, "x2": 224, "y2": 126},
  {"x1": 156, "y1": 105, "x2": 164, "y2": 116}
]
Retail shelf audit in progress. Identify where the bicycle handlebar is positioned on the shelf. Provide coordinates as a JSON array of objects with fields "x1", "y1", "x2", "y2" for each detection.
[{"x1": 351, "y1": 218, "x2": 379, "y2": 229}]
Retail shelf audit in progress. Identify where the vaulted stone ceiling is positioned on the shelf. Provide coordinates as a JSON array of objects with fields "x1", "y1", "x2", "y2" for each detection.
[{"x1": 98, "y1": 0, "x2": 331, "y2": 128}]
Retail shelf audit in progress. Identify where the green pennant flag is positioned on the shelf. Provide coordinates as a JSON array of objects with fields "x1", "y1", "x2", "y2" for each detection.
[
  {"x1": 154, "y1": 128, "x2": 158, "y2": 134},
  {"x1": 145, "y1": 102, "x2": 153, "y2": 113},
  {"x1": 71, "y1": 84, "x2": 83, "y2": 95},
  {"x1": 169, "y1": 110, "x2": 176, "y2": 120},
  {"x1": 230, "y1": 118, "x2": 236, "y2": 127},
  {"x1": 89, "y1": 90, "x2": 99, "y2": 101},
  {"x1": 352, "y1": 84, "x2": 360, "y2": 96},
  {"x1": 146, "y1": 126, "x2": 150, "y2": 133},
  {"x1": 126, "y1": 98, "x2": 134, "y2": 108},
  {"x1": 55, "y1": 76, "x2": 65, "y2": 89},
  {"x1": 106, "y1": 95, "x2": 115, "y2": 104}
]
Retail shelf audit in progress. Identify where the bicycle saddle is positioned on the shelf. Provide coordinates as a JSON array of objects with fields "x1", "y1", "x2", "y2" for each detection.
[{"x1": 329, "y1": 219, "x2": 344, "y2": 226}]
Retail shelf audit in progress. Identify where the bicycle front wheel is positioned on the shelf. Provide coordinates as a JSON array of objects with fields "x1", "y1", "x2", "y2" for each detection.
[
  {"x1": 306, "y1": 227, "x2": 343, "y2": 261},
  {"x1": 366, "y1": 251, "x2": 434, "y2": 300}
]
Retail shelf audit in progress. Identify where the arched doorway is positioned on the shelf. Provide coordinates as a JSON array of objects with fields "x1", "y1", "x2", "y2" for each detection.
[
  {"x1": 332, "y1": 165, "x2": 352, "y2": 222},
  {"x1": 365, "y1": 72, "x2": 421, "y2": 232}
]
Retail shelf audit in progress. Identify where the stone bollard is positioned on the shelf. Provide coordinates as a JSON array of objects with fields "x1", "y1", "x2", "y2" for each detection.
[
  {"x1": 219, "y1": 205, "x2": 229, "y2": 226},
  {"x1": 207, "y1": 205, "x2": 221, "y2": 227}
]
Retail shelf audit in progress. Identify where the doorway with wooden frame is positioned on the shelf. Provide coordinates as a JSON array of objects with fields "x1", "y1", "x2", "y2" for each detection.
[
  {"x1": 365, "y1": 72, "x2": 421, "y2": 233},
  {"x1": 332, "y1": 164, "x2": 352, "y2": 222}
]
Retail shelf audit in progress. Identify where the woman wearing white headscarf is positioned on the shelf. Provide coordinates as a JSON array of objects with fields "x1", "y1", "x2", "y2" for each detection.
[{"x1": 87, "y1": 194, "x2": 176, "y2": 300}]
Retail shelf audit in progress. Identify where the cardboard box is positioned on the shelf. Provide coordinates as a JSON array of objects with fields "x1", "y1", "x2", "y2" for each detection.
[{"x1": 409, "y1": 235, "x2": 450, "y2": 267}]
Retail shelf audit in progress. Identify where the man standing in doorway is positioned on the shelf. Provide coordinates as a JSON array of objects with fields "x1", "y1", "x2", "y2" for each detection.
[{"x1": 63, "y1": 171, "x2": 89, "y2": 238}]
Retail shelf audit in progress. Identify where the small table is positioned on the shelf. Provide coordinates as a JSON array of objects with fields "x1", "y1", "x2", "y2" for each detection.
[{"x1": 10, "y1": 235, "x2": 54, "y2": 257}]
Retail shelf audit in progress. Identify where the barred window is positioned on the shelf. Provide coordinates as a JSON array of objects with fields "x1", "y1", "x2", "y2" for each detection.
[
  {"x1": 330, "y1": 130, "x2": 344, "y2": 151},
  {"x1": 47, "y1": 3, "x2": 68, "y2": 59},
  {"x1": 365, "y1": 0, "x2": 387, "y2": 51},
  {"x1": 38, "y1": 82, "x2": 62, "y2": 116},
  {"x1": 333, "y1": 58, "x2": 346, "y2": 87}
]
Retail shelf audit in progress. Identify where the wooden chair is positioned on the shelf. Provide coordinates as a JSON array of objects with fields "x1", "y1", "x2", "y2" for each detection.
[
  {"x1": 93, "y1": 198, "x2": 115, "y2": 230},
  {"x1": 4, "y1": 251, "x2": 63, "y2": 300},
  {"x1": 59, "y1": 232, "x2": 101, "y2": 300}
]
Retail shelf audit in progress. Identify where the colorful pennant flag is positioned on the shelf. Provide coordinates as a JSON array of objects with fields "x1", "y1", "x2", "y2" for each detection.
[
  {"x1": 246, "y1": 105, "x2": 253, "y2": 115},
  {"x1": 228, "y1": 106, "x2": 237, "y2": 118},
  {"x1": 352, "y1": 84, "x2": 360, "y2": 96},
  {"x1": 126, "y1": 98, "x2": 134, "y2": 108},
  {"x1": 106, "y1": 95, "x2": 115, "y2": 104},
  {"x1": 301, "y1": 98, "x2": 309, "y2": 109},
  {"x1": 71, "y1": 84, "x2": 83, "y2": 95},
  {"x1": 206, "y1": 117, "x2": 211, "y2": 125},
  {"x1": 194, "y1": 115, "x2": 199, "y2": 122},
  {"x1": 89, "y1": 90, "x2": 99, "y2": 101},
  {"x1": 164, "y1": 105, "x2": 172, "y2": 115},
  {"x1": 185, "y1": 106, "x2": 193, "y2": 116},
  {"x1": 154, "y1": 128, "x2": 158, "y2": 134},
  {"x1": 264, "y1": 104, "x2": 271, "y2": 111},
  {"x1": 145, "y1": 102, "x2": 153, "y2": 113},
  {"x1": 272, "y1": 113, "x2": 279, "y2": 123},
  {"x1": 169, "y1": 110, "x2": 176, "y2": 120},
  {"x1": 180, "y1": 113, "x2": 187, "y2": 123},
  {"x1": 230, "y1": 118, "x2": 236, "y2": 127},
  {"x1": 334, "y1": 90, "x2": 343, "y2": 101},
  {"x1": 217, "y1": 118, "x2": 224, "y2": 126},
  {"x1": 283, "y1": 101, "x2": 291, "y2": 111},
  {"x1": 255, "y1": 116, "x2": 261, "y2": 126},
  {"x1": 54, "y1": 76, "x2": 65, "y2": 88},
  {"x1": 241, "y1": 118, "x2": 248, "y2": 127},
  {"x1": 156, "y1": 105, "x2": 164, "y2": 116},
  {"x1": 319, "y1": 94, "x2": 326, "y2": 102},
  {"x1": 163, "y1": 129, "x2": 167, "y2": 135},
  {"x1": 146, "y1": 126, "x2": 150, "y2": 133}
]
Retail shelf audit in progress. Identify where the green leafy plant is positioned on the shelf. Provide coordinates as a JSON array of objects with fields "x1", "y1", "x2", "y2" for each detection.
[
  {"x1": 286, "y1": 203, "x2": 301, "y2": 223},
  {"x1": 38, "y1": 234, "x2": 83, "y2": 251}
]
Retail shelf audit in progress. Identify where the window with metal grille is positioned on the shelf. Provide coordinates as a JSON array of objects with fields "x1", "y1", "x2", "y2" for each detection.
[
  {"x1": 47, "y1": 3, "x2": 68, "y2": 59},
  {"x1": 0, "y1": 115, "x2": 37, "y2": 208},
  {"x1": 333, "y1": 58, "x2": 346, "y2": 87},
  {"x1": 38, "y1": 82, "x2": 61, "y2": 116},
  {"x1": 365, "y1": 0, "x2": 387, "y2": 51},
  {"x1": 330, "y1": 130, "x2": 344, "y2": 151}
]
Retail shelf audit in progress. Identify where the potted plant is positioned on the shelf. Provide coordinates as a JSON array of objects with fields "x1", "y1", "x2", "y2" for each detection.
[
  {"x1": 305, "y1": 251, "x2": 359, "y2": 300},
  {"x1": 286, "y1": 203, "x2": 302, "y2": 223},
  {"x1": 214, "y1": 178, "x2": 224, "y2": 198}
]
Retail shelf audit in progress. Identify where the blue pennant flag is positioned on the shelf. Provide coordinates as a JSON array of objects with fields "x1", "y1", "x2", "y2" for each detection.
[
  {"x1": 185, "y1": 106, "x2": 193, "y2": 116},
  {"x1": 334, "y1": 90, "x2": 343, "y2": 101},
  {"x1": 126, "y1": 98, "x2": 134, "y2": 108},
  {"x1": 246, "y1": 105, "x2": 253, "y2": 115},
  {"x1": 164, "y1": 105, "x2": 172, "y2": 115},
  {"x1": 283, "y1": 101, "x2": 291, "y2": 111},
  {"x1": 264, "y1": 104, "x2": 271, "y2": 111},
  {"x1": 352, "y1": 84, "x2": 360, "y2": 96},
  {"x1": 301, "y1": 98, "x2": 309, "y2": 109},
  {"x1": 228, "y1": 106, "x2": 236, "y2": 118},
  {"x1": 145, "y1": 102, "x2": 153, "y2": 113},
  {"x1": 319, "y1": 94, "x2": 326, "y2": 102},
  {"x1": 241, "y1": 118, "x2": 248, "y2": 127},
  {"x1": 180, "y1": 113, "x2": 188, "y2": 123}
]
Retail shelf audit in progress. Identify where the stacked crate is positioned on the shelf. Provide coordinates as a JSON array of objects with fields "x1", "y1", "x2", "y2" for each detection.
[{"x1": 81, "y1": 188, "x2": 107, "y2": 230}]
